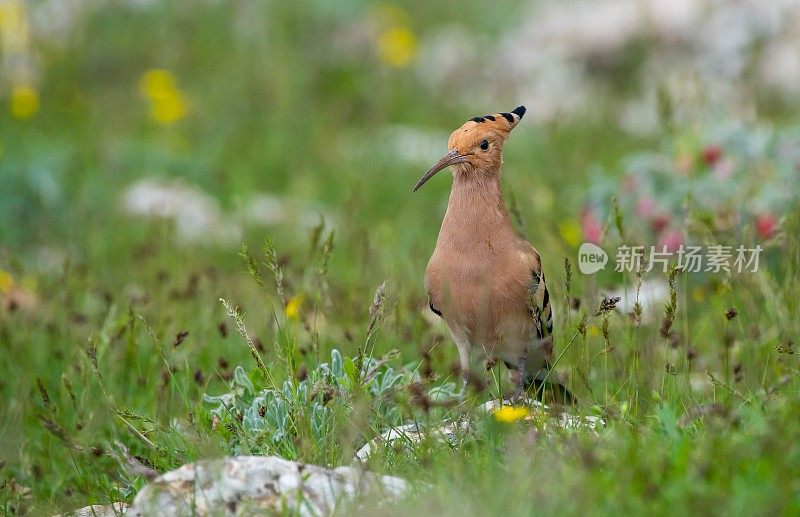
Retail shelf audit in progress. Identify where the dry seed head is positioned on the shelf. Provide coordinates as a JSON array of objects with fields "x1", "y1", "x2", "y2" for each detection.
[
  {"x1": 775, "y1": 338, "x2": 796, "y2": 354},
  {"x1": 366, "y1": 280, "x2": 390, "y2": 338},
  {"x1": 577, "y1": 311, "x2": 588, "y2": 336},
  {"x1": 661, "y1": 266, "x2": 679, "y2": 338},
  {"x1": 307, "y1": 215, "x2": 325, "y2": 258},
  {"x1": 173, "y1": 330, "x2": 189, "y2": 348},
  {"x1": 86, "y1": 345, "x2": 101, "y2": 379},
  {"x1": 408, "y1": 382, "x2": 425, "y2": 397},
  {"x1": 595, "y1": 296, "x2": 621, "y2": 316},
  {"x1": 733, "y1": 363, "x2": 743, "y2": 382},
  {"x1": 36, "y1": 379, "x2": 51, "y2": 409},
  {"x1": 262, "y1": 237, "x2": 285, "y2": 305},
  {"x1": 239, "y1": 243, "x2": 263, "y2": 287},
  {"x1": 319, "y1": 229, "x2": 336, "y2": 275},
  {"x1": 61, "y1": 375, "x2": 77, "y2": 404},
  {"x1": 632, "y1": 302, "x2": 643, "y2": 325}
]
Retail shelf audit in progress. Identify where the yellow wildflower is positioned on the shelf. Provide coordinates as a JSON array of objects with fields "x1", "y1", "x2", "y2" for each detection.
[
  {"x1": 493, "y1": 405, "x2": 530, "y2": 423},
  {"x1": 150, "y1": 91, "x2": 187, "y2": 125},
  {"x1": 138, "y1": 69, "x2": 176, "y2": 98},
  {"x1": 10, "y1": 85, "x2": 39, "y2": 120},
  {"x1": 0, "y1": 269, "x2": 15, "y2": 293},
  {"x1": 559, "y1": 220, "x2": 582, "y2": 248},
  {"x1": 138, "y1": 69, "x2": 188, "y2": 125},
  {"x1": 376, "y1": 26, "x2": 417, "y2": 68},
  {"x1": 285, "y1": 296, "x2": 303, "y2": 321}
]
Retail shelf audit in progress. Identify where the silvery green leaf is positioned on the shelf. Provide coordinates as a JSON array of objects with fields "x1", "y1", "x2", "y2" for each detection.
[
  {"x1": 282, "y1": 379, "x2": 294, "y2": 403},
  {"x1": 331, "y1": 349, "x2": 344, "y2": 378},
  {"x1": 427, "y1": 382, "x2": 457, "y2": 401},
  {"x1": 233, "y1": 366, "x2": 254, "y2": 394}
]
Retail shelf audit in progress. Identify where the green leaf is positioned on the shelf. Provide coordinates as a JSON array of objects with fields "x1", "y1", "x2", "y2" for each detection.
[
  {"x1": 343, "y1": 357, "x2": 358, "y2": 383},
  {"x1": 331, "y1": 349, "x2": 344, "y2": 378},
  {"x1": 234, "y1": 366, "x2": 255, "y2": 394}
]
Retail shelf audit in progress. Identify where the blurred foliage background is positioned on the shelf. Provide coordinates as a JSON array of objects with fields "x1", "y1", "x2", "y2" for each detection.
[{"x1": 1, "y1": 0, "x2": 799, "y2": 513}]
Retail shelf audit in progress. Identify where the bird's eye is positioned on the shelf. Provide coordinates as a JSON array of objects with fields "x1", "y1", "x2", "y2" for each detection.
[{"x1": 480, "y1": 139, "x2": 489, "y2": 151}]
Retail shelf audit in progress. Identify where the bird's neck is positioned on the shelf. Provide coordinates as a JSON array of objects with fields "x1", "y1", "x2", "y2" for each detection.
[{"x1": 438, "y1": 171, "x2": 517, "y2": 251}]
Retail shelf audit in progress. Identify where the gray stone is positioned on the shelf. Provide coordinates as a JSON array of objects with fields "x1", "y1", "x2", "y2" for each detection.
[
  {"x1": 58, "y1": 502, "x2": 127, "y2": 516},
  {"x1": 127, "y1": 455, "x2": 408, "y2": 516}
]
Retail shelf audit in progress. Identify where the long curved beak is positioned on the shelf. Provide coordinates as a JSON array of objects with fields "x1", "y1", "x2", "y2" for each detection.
[{"x1": 413, "y1": 149, "x2": 468, "y2": 191}]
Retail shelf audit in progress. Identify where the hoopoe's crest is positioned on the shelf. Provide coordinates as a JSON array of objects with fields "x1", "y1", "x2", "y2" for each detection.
[{"x1": 413, "y1": 106, "x2": 526, "y2": 191}]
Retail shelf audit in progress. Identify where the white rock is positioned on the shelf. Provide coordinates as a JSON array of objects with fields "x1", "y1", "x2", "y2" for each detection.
[
  {"x1": 127, "y1": 455, "x2": 408, "y2": 517},
  {"x1": 354, "y1": 420, "x2": 469, "y2": 463},
  {"x1": 355, "y1": 398, "x2": 604, "y2": 463},
  {"x1": 57, "y1": 502, "x2": 127, "y2": 516}
]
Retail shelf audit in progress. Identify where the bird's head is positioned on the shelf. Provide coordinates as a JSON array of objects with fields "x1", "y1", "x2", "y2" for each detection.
[{"x1": 413, "y1": 106, "x2": 526, "y2": 191}]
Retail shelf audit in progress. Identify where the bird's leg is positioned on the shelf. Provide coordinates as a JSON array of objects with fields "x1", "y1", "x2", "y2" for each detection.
[
  {"x1": 512, "y1": 355, "x2": 527, "y2": 403},
  {"x1": 457, "y1": 345, "x2": 471, "y2": 401}
]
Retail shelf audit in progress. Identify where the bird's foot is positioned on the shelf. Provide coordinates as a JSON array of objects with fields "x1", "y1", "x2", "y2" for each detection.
[
  {"x1": 511, "y1": 356, "x2": 527, "y2": 404},
  {"x1": 511, "y1": 383, "x2": 526, "y2": 405},
  {"x1": 459, "y1": 375, "x2": 469, "y2": 402}
]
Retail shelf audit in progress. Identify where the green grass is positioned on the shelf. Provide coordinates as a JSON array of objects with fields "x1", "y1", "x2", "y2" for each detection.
[{"x1": 1, "y1": 1, "x2": 799, "y2": 515}]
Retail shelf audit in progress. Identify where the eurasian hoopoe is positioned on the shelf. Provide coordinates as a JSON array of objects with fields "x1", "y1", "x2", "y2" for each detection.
[{"x1": 414, "y1": 106, "x2": 574, "y2": 403}]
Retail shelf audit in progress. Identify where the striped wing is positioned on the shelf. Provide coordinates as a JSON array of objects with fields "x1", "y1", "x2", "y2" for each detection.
[
  {"x1": 529, "y1": 267, "x2": 553, "y2": 340},
  {"x1": 523, "y1": 245, "x2": 553, "y2": 341},
  {"x1": 521, "y1": 244, "x2": 576, "y2": 403}
]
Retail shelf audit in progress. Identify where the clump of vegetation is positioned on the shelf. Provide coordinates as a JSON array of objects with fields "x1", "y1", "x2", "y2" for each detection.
[{"x1": 203, "y1": 350, "x2": 405, "y2": 461}]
